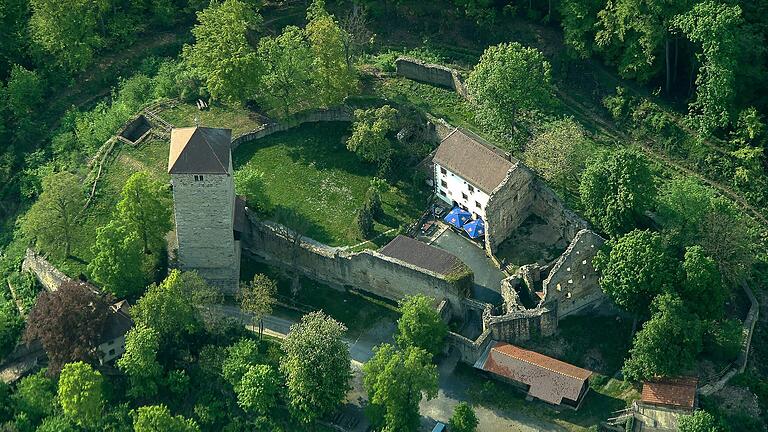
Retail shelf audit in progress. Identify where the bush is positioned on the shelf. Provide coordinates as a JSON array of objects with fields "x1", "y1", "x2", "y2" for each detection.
[
  {"x1": 356, "y1": 205, "x2": 374, "y2": 238},
  {"x1": 703, "y1": 319, "x2": 743, "y2": 363}
]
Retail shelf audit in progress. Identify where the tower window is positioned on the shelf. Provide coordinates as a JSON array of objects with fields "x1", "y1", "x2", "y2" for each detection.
[{"x1": 194, "y1": 175, "x2": 205, "y2": 182}]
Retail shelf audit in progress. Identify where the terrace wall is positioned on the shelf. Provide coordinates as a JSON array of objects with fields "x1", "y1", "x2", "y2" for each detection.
[
  {"x1": 231, "y1": 107, "x2": 352, "y2": 150},
  {"x1": 395, "y1": 57, "x2": 468, "y2": 97},
  {"x1": 21, "y1": 249, "x2": 72, "y2": 292},
  {"x1": 242, "y1": 213, "x2": 466, "y2": 317}
]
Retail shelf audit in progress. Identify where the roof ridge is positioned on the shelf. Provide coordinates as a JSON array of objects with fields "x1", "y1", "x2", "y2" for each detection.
[
  {"x1": 196, "y1": 128, "x2": 228, "y2": 173},
  {"x1": 494, "y1": 345, "x2": 588, "y2": 381}
]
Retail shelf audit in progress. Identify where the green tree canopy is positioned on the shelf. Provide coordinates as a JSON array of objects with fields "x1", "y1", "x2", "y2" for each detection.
[
  {"x1": 306, "y1": 0, "x2": 358, "y2": 106},
  {"x1": 622, "y1": 294, "x2": 703, "y2": 381},
  {"x1": 396, "y1": 295, "x2": 448, "y2": 357},
  {"x1": 257, "y1": 26, "x2": 313, "y2": 117},
  {"x1": 346, "y1": 105, "x2": 398, "y2": 164},
  {"x1": 678, "y1": 410, "x2": 722, "y2": 432},
  {"x1": 6, "y1": 64, "x2": 45, "y2": 148},
  {"x1": 524, "y1": 117, "x2": 591, "y2": 188},
  {"x1": 12, "y1": 370, "x2": 56, "y2": 424},
  {"x1": 222, "y1": 338, "x2": 261, "y2": 387},
  {"x1": 21, "y1": 171, "x2": 85, "y2": 257},
  {"x1": 280, "y1": 311, "x2": 351, "y2": 424},
  {"x1": 132, "y1": 404, "x2": 200, "y2": 432},
  {"x1": 116, "y1": 171, "x2": 172, "y2": 254},
  {"x1": 234, "y1": 364, "x2": 280, "y2": 416},
  {"x1": 238, "y1": 273, "x2": 276, "y2": 339},
  {"x1": 466, "y1": 42, "x2": 552, "y2": 131},
  {"x1": 593, "y1": 229, "x2": 678, "y2": 317},
  {"x1": 87, "y1": 220, "x2": 147, "y2": 299},
  {"x1": 57, "y1": 361, "x2": 104, "y2": 428},
  {"x1": 29, "y1": 0, "x2": 101, "y2": 72},
  {"x1": 449, "y1": 402, "x2": 479, "y2": 432},
  {"x1": 363, "y1": 344, "x2": 438, "y2": 432},
  {"x1": 679, "y1": 246, "x2": 726, "y2": 320},
  {"x1": 117, "y1": 324, "x2": 163, "y2": 399},
  {"x1": 673, "y1": 1, "x2": 743, "y2": 135},
  {"x1": 182, "y1": 0, "x2": 262, "y2": 103},
  {"x1": 131, "y1": 270, "x2": 201, "y2": 343},
  {"x1": 579, "y1": 149, "x2": 655, "y2": 237}
]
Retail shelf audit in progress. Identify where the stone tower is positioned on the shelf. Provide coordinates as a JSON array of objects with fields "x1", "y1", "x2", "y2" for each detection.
[{"x1": 168, "y1": 126, "x2": 240, "y2": 292}]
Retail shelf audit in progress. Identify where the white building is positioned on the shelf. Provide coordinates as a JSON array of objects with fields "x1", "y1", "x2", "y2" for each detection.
[
  {"x1": 97, "y1": 300, "x2": 132, "y2": 365},
  {"x1": 432, "y1": 128, "x2": 515, "y2": 220}
]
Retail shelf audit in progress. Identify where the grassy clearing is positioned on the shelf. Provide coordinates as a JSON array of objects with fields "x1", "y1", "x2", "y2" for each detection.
[
  {"x1": 160, "y1": 102, "x2": 263, "y2": 136},
  {"x1": 240, "y1": 257, "x2": 399, "y2": 335},
  {"x1": 233, "y1": 121, "x2": 426, "y2": 247}
]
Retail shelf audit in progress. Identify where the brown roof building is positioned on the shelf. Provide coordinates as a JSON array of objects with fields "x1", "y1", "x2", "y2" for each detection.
[
  {"x1": 379, "y1": 235, "x2": 468, "y2": 277},
  {"x1": 476, "y1": 341, "x2": 592, "y2": 409},
  {"x1": 168, "y1": 127, "x2": 232, "y2": 174},
  {"x1": 641, "y1": 377, "x2": 698, "y2": 411},
  {"x1": 432, "y1": 128, "x2": 515, "y2": 194}
]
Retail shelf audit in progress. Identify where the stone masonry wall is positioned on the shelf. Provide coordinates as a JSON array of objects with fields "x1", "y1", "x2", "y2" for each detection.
[
  {"x1": 231, "y1": 107, "x2": 352, "y2": 150},
  {"x1": 483, "y1": 306, "x2": 558, "y2": 342},
  {"x1": 243, "y1": 214, "x2": 466, "y2": 316},
  {"x1": 21, "y1": 249, "x2": 72, "y2": 292},
  {"x1": 541, "y1": 229, "x2": 606, "y2": 318},
  {"x1": 484, "y1": 163, "x2": 537, "y2": 253},
  {"x1": 172, "y1": 167, "x2": 239, "y2": 291},
  {"x1": 395, "y1": 57, "x2": 468, "y2": 98},
  {"x1": 531, "y1": 181, "x2": 590, "y2": 243}
]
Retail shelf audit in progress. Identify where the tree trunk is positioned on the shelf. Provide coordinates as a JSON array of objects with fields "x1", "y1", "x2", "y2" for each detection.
[
  {"x1": 665, "y1": 39, "x2": 671, "y2": 94},
  {"x1": 673, "y1": 38, "x2": 679, "y2": 85},
  {"x1": 259, "y1": 318, "x2": 264, "y2": 340}
]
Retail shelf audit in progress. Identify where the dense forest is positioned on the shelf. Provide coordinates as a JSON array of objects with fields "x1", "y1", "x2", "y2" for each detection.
[{"x1": 1, "y1": 0, "x2": 768, "y2": 431}]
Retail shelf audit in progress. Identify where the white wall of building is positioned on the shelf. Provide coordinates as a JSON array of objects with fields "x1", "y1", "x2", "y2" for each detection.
[{"x1": 434, "y1": 163, "x2": 489, "y2": 220}]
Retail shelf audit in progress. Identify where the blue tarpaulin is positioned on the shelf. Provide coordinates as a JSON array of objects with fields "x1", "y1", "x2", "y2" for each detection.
[
  {"x1": 444, "y1": 206, "x2": 471, "y2": 228},
  {"x1": 463, "y1": 217, "x2": 485, "y2": 239}
]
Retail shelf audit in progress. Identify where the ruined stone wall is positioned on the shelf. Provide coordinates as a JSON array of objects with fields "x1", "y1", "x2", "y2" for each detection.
[
  {"x1": 243, "y1": 215, "x2": 466, "y2": 316},
  {"x1": 447, "y1": 330, "x2": 493, "y2": 364},
  {"x1": 395, "y1": 57, "x2": 468, "y2": 97},
  {"x1": 21, "y1": 249, "x2": 72, "y2": 292},
  {"x1": 231, "y1": 107, "x2": 352, "y2": 150},
  {"x1": 541, "y1": 229, "x2": 605, "y2": 318},
  {"x1": 484, "y1": 163, "x2": 537, "y2": 253},
  {"x1": 531, "y1": 181, "x2": 590, "y2": 243},
  {"x1": 483, "y1": 306, "x2": 558, "y2": 343}
]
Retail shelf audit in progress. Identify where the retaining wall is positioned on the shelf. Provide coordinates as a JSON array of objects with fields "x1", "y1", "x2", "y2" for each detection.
[
  {"x1": 231, "y1": 107, "x2": 353, "y2": 150},
  {"x1": 243, "y1": 213, "x2": 466, "y2": 316},
  {"x1": 21, "y1": 249, "x2": 72, "y2": 292},
  {"x1": 395, "y1": 57, "x2": 468, "y2": 98}
]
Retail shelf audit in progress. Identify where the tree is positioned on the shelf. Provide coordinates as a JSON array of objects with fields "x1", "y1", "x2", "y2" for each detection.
[
  {"x1": 524, "y1": 117, "x2": 591, "y2": 188},
  {"x1": 558, "y1": 0, "x2": 602, "y2": 58},
  {"x1": 339, "y1": 4, "x2": 374, "y2": 70},
  {"x1": 622, "y1": 294, "x2": 703, "y2": 381},
  {"x1": 29, "y1": 0, "x2": 101, "y2": 72},
  {"x1": 132, "y1": 405, "x2": 200, "y2": 432},
  {"x1": 117, "y1": 324, "x2": 162, "y2": 399},
  {"x1": 673, "y1": 1, "x2": 743, "y2": 135},
  {"x1": 466, "y1": 42, "x2": 552, "y2": 131},
  {"x1": 58, "y1": 361, "x2": 103, "y2": 428},
  {"x1": 678, "y1": 410, "x2": 722, "y2": 432},
  {"x1": 657, "y1": 178, "x2": 756, "y2": 282},
  {"x1": 579, "y1": 149, "x2": 655, "y2": 237},
  {"x1": 234, "y1": 167, "x2": 271, "y2": 214},
  {"x1": 363, "y1": 344, "x2": 438, "y2": 432},
  {"x1": 593, "y1": 230, "x2": 678, "y2": 317},
  {"x1": 24, "y1": 281, "x2": 109, "y2": 373},
  {"x1": 6, "y1": 64, "x2": 45, "y2": 148},
  {"x1": 0, "y1": 302, "x2": 23, "y2": 361},
  {"x1": 87, "y1": 220, "x2": 147, "y2": 299},
  {"x1": 0, "y1": 0, "x2": 28, "y2": 79},
  {"x1": 21, "y1": 171, "x2": 85, "y2": 257},
  {"x1": 131, "y1": 270, "x2": 200, "y2": 343},
  {"x1": 222, "y1": 338, "x2": 261, "y2": 387},
  {"x1": 306, "y1": 0, "x2": 358, "y2": 106},
  {"x1": 36, "y1": 416, "x2": 76, "y2": 432},
  {"x1": 396, "y1": 295, "x2": 448, "y2": 357},
  {"x1": 180, "y1": 271, "x2": 224, "y2": 331},
  {"x1": 257, "y1": 26, "x2": 313, "y2": 117},
  {"x1": 12, "y1": 370, "x2": 56, "y2": 423},
  {"x1": 280, "y1": 311, "x2": 351, "y2": 424},
  {"x1": 182, "y1": 0, "x2": 262, "y2": 103},
  {"x1": 680, "y1": 246, "x2": 726, "y2": 320},
  {"x1": 116, "y1": 172, "x2": 172, "y2": 254},
  {"x1": 449, "y1": 402, "x2": 479, "y2": 432},
  {"x1": 356, "y1": 205, "x2": 374, "y2": 239},
  {"x1": 235, "y1": 364, "x2": 280, "y2": 415},
  {"x1": 238, "y1": 274, "x2": 276, "y2": 339},
  {"x1": 346, "y1": 105, "x2": 398, "y2": 164}
]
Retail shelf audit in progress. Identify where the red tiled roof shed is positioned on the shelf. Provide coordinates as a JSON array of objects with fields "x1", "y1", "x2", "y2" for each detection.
[{"x1": 641, "y1": 377, "x2": 698, "y2": 410}]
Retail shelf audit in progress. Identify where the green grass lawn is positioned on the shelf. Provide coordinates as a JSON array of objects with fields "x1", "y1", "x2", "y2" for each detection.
[
  {"x1": 160, "y1": 102, "x2": 263, "y2": 137},
  {"x1": 233, "y1": 121, "x2": 426, "y2": 247},
  {"x1": 240, "y1": 257, "x2": 399, "y2": 335}
]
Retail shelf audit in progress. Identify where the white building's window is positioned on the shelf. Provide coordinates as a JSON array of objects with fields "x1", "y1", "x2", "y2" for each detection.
[
  {"x1": 439, "y1": 189, "x2": 446, "y2": 196},
  {"x1": 461, "y1": 192, "x2": 468, "y2": 200},
  {"x1": 475, "y1": 201, "x2": 482, "y2": 209},
  {"x1": 441, "y1": 180, "x2": 447, "y2": 188},
  {"x1": 468, "y1": 184, "x2": 475, "y2": 193},
  {"x1": 440, "y1": 167, "x2": 447, "y2": 175}
]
